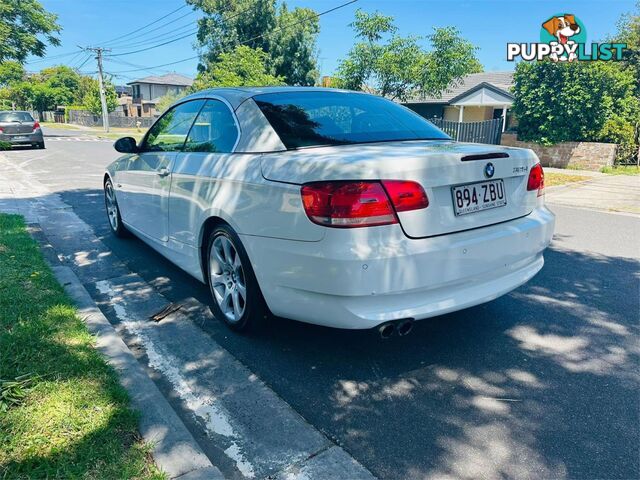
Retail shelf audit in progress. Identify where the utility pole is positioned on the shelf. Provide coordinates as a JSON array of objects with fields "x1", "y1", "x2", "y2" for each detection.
[{"x1": 84, "y1": 46, "x2": 111, "y2": 132}]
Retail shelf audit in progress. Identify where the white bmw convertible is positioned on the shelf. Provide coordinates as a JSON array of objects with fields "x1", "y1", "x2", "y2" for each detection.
[{"x1": 104, "y1": 87, "x2": 555, "y2": 336}]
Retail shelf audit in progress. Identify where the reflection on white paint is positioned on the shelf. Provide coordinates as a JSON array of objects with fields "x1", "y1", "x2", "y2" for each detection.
[{"x1": 94, "y1": 280, "x2": 256, "y2": 478}]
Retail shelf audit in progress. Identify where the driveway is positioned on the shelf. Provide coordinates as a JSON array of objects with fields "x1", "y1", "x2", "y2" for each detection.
[
  {"x1": 1, "y1": 126, "x2": 638, "y2": 479},
  {"x1": 546, "y1": 171, "x2": 640, "y2": 215}
]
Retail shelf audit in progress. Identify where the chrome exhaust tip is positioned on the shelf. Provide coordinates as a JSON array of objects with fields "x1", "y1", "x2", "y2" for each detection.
[{"x1": 378, "y1": 322, "x2": 396, "y2": 339}]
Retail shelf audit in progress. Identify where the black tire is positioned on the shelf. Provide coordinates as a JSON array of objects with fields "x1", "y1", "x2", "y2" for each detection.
[
  {"x1": 104, "y1": 178, "x2": 128, "y2": 238},
  {"x1": 206, "y1": 224, "x2": 267, "y2": 332},
  {"x1": 37, "y1": 142, "x2": 45, "y2": 149}
]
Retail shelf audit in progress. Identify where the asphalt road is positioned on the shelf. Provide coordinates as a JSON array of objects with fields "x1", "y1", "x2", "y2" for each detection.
[{"x1": 5, "y1": 127, "x2": 639, "y2": 479}]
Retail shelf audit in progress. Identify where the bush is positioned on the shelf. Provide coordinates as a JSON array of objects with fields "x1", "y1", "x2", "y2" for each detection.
[
  {"x1": 512, "y1": 61, "x2": 639, "y2": 161},
  {"x1": 0, "y1": 140, "x2": 11, "y2": 150}
]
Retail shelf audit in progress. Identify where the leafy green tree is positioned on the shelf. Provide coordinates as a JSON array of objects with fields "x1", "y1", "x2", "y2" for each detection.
[
  {"x1": 191, "y1": 45, "x2": 284, "y2": 90},
  {"x1": 334, "y1": 10, "x2": 482, "y2": 100},
  {"x1": 269, "y1": 5, "x2": 319, "y2": 86},
  {"x1": 0, "y1": 61, "x2": 25, "y2": 87},
  {"x1": 4, "y1": 81, "x2": 34, "y2": 109},
  {"x1": 610, "y1": 1, "x2": 639, "y2": 92},
  {"x1": 0, "y1": 0, "x2": 61, "y2": 63},
  {"x1": 512, "y1": 61, "x2": 639, "y2": 151},
  {"x1": 82, "y1": 78, "x2": 117, "y2": 115},
  {"x1": 187, "y1": 0, "x2": 319, "y2": 85},
  {"x1": 38, "y1": 66, "x2": 81, "y2": 93}
]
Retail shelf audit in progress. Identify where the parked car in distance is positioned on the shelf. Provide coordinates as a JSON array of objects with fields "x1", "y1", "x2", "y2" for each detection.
[
  {"x1": 0, "y1": 111, "x2": 45, "y2": 149},
  {"x1": 104, "y1": 87, "x2": 555, "y2": 336}
]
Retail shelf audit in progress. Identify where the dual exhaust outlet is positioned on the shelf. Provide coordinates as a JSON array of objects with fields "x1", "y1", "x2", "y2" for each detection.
[{"x1": 377, "y1": 318, "x2": 414, "y2": 339}]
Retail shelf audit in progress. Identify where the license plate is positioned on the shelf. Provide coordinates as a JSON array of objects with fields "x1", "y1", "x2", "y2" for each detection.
[
  {"x1": 11, "y1": 136, "x2": 28, "y2": 140},
  {"x1": 452, "y1": 179, "x2": 507, "y2": 216}
]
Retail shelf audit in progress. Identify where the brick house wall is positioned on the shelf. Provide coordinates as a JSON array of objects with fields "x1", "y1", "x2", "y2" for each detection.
[{"x1": 501, "y1": 133, "x2": 616, "y2": 171}]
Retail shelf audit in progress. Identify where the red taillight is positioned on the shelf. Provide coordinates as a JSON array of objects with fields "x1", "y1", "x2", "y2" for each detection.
[
  {"x1": 0, "y1": 126, "x2": 3, "y2": 133},
  {"x1": 527, "y1": 163, "x2": 544, "y2": 196},
  {"x1": 381, "y1": 180, "x2": 429, "y2": 212},
  {"x1": 301, "y1": 180, "x2": 428, "y2": 228},
  {"x1": 32, "y1": 121, "x2": 40, "y2": 131}
]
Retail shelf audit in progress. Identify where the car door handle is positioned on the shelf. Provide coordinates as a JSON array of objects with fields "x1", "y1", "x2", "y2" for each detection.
[{"x1": 157, "y1": 168, "x2": 170, "y2": 177}]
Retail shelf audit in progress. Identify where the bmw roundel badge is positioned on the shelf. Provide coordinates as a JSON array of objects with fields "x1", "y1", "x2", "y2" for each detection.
[{"x1": 484, "y1": 162, "x2": 495, "y2": 178}]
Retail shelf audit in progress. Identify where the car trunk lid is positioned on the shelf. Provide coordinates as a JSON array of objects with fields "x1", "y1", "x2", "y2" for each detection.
[
  {"x1": 261, "y1": 140, "x2": 539, "y2": 238},
  {"x1": 0, "y1": 121, "x2": 35, "y2": 134}
]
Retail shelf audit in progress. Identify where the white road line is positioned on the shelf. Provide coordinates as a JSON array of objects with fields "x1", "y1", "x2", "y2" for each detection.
[
  {"x1": 95, "y1": 279, "x2": 257, "y2": 478},
  {"x1": 45, "y1": 136, "x2": 112, "y2": 142}
]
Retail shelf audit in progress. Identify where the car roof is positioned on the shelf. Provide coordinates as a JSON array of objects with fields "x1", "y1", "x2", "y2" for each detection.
[
  {"x1": 0, "y1": 110, "x2": 31, "y2": 114},
  {"x1": 180, "y1": 86, "x2": 366, "y2": 110}
]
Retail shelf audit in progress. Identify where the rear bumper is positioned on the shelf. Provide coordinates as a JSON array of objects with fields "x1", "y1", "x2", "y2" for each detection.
[
  {"x1": 241, "y1": 206, "x2": 555, "y2": 329},
  {"x1": 0, "y1": 131, "x2": 43, "y2": 145}
]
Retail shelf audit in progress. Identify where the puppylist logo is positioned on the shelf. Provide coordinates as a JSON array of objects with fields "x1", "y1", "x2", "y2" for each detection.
[{"x1": 507, "y1": 13, "x2": 627, "y2": 62}]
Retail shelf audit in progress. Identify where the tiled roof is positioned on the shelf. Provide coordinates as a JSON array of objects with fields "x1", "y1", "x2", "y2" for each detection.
[
  {"x1": 404, "y1": 71, "x2": 514, "y2": 104},
  {"x1": 127, "y1": 73, "x2": 193, "y2": 87}
]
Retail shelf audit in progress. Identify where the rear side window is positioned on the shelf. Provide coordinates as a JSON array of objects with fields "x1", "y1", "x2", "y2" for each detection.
[
  {"x1": 0, "y1": 112, "x2": 34, "y2": 122},
  {"x1": 253, "y1": 91, "x2": 450, "y2": 150},
  {"x1": 183, "y1": 99, "x2": 238, "y2": 153},
  {"x1": 144, "y1": 100, "x2": 205, "y2": 152}
]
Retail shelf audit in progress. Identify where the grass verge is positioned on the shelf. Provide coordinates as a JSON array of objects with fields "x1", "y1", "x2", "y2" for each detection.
[
  {"x1": 0, "y1": 214, "x2": 164, "y2": 480},
  {"x1": 600, "y1": 165, "x2": 640, "y2": 175},
  {"x1": 545, "y1": 172, "x2": 591, "y2": 187},
  {"x1": 40, "y1": 122, "x2": 145, "y2": 141}
]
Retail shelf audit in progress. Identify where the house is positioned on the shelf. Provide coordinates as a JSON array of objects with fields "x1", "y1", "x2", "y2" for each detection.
[
  {"x1": 125, "y1": 73, "x2": 193, "y2": 117},
  {"x1": 403, "y1": 72, "x2": 515, "y2": 131},
  {"x1": 115, "y1": 85, "x2": 132, "y2": 98}
]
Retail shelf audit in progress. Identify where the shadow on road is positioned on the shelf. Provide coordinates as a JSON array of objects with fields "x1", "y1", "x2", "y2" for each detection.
[{"x1": 14, "y1": 188, "x2": 640, "y2": 479}]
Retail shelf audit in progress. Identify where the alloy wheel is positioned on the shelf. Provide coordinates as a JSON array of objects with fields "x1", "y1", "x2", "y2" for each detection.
[
  {"x1": 105, "y1": 182, "x2": 119, "y2": 231},
  {"x1": 209, "y1": 235, "x2": 246, "y2": 323}
]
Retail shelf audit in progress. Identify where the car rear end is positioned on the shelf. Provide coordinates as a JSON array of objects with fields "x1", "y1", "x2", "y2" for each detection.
[
  {"x1": 0, "y1": 111, "x2": 44, "y2": 148},
  {"x1": 239, "y1": 90, "x2": 555, "y2": 330}
]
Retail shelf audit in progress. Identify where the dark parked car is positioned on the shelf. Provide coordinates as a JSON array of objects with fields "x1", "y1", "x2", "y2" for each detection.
[{"x1": 0, "y1": 111, "x2": 45, "y2": 149}]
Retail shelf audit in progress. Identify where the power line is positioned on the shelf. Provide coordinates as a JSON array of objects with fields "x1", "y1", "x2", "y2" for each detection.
[
  {"x1": 106, "y1": 30, "x2": 198, "y2": 57},
  {"x1": 112, "y1": 23, "x2": 198, "y2": 50},
  {"x1": 110, "y1": 26, "x2": 198, "y2": 51},
  {"x1": 104, "y1": 1, "x2": 259, "y2": 58},
  {"x1": 238, "y1": 0, "x2": 357, "y2": 48},
  {"x1": 75, "y1": 54, "x2": 94, "y2": 71},
  {"x1": 105, "y1": 0, "x2": 357, "y2": 73},
  {"x1": 98, "y1": 4, "x2": 189, "y2": 46},
  {"x1": 25, "y1": 49, "x2": 84, "y2": 65},
  {"x1": 106, "y1": 10, "x2": 197, "y2": 48},
  {"x1": 107, "y1": 55, "x2": 200, "y2": 74}
]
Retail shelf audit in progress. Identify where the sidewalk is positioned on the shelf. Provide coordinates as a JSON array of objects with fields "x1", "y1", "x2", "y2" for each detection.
[
  {"x1": 0, "y1": 152, "x2": 376, "y2": 480},
  {"x1": 545, "y1": 173, "x2": 640, "y2": 215}
]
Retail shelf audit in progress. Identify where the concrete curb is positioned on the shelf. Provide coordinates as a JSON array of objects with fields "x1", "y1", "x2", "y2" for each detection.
[{"x1": 51, "y1": 264, "x2": 224, "y2": 480}]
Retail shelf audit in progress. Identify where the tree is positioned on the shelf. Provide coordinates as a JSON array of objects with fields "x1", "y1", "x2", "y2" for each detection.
[
  {"x1": 0, "y1": 0, "x2": 61, "y2": 63},
  {"x1": 82, "y1": 78, "x2": 117, "y2": 115},
  {"x1": 512, "y1": 61, "x2": 639, "y2": 150},
  {"x1": 334, "y1": 10, "x2": 482, "y2": 100},
  {"x1": 187, "y1": 0, "x2": 319, "y2": 85},
  {"x1": 191, "y1": 45, "x2": 284, "y2": 90},
  {"x1": 269, "y1": 5, "x2": 319, "y2": 85},
  {"x1": 0, "y1": 60, "x2": 25, "y2": 87},
  {"x1": 610, "y1": 1, "x2": 639, "y2": 92},
  {"x1": 38, "y1": 65, "x2": 81, "y2": 93}
]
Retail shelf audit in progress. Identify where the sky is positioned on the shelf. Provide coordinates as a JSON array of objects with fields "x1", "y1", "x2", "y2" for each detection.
[{"x1": 27, "y1": 0, "x2": 636, "y2": 85}]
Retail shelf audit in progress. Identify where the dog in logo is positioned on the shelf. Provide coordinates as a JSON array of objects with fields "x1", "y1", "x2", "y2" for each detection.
[{"x1": 542, "y1": 14, "x2": 581, "y2": 61}]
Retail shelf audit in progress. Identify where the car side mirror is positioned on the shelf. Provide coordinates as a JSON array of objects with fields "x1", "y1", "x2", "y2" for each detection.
[{"x1": 114, "y1": 136, "x2": 139, "y2": 153}]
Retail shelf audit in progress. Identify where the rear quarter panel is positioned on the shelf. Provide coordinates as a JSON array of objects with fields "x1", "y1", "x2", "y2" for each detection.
[{"x1": 168, "y1": 151, "x2": 324, "y2": 246}]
